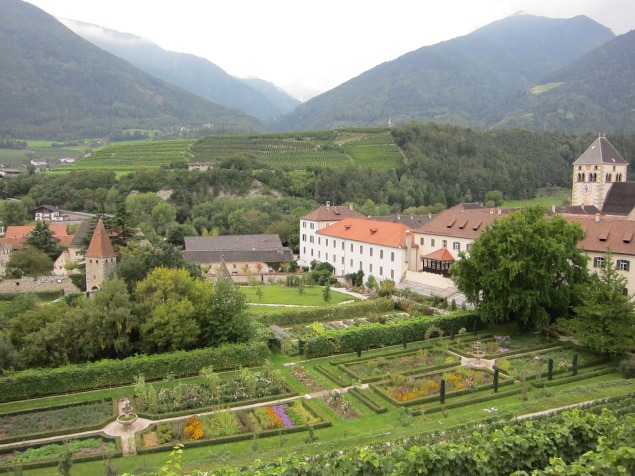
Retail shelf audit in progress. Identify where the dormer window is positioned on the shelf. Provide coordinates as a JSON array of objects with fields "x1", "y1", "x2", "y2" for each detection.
[{"x1": 599, "y1": 230, "x2": 609, "y2": 242}]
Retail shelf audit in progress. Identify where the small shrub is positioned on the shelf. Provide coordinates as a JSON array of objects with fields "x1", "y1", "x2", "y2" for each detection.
[{"x1": 618, "y1": 353, "x2": 635, "y2": 378}]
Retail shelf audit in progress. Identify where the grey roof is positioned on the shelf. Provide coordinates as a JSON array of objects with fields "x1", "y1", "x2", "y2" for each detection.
[
  {"x1": 602, "y1": 182, "x2": 635, "y2": 215},
  {"x1": 69, "y1": 220, "x2": 92, "y2": 247},
  {"x1": 368, "y1": 214, "x2": 434, "y2": 228},
  {"x1": 551, "y1": 205, "x2": 602, "y2": 215},
  {"x1": 573, "y1": 136, "x2": 628, "y2": 166},
  {"x1": 183, "y1": 234, "x2": 293, "y2": 264}
]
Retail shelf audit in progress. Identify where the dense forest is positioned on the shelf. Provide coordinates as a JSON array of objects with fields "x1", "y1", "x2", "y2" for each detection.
[{"x1": 1, "y1": 125, "x2": 635, "y2": 252}]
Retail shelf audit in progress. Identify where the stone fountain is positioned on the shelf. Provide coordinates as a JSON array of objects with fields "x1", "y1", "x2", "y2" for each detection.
[
  {"x1": 116, "y1": 398, "x2": 138, "y2": 432},
  {"x1": 472, "y1": 341, "x2": 485, "y2": 364}
]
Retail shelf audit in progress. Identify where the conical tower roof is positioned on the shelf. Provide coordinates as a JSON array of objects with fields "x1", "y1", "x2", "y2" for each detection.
[{"x1": 85, "y1": 219, "x2": 116, "y2": 258}]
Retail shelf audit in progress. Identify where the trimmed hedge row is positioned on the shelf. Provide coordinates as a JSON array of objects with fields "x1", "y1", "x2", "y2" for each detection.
[
  {"x1": 531, "y1": 366, "x2": 618, "y2": 388},
  {"x1": 348, "y1": 387, "x2": 387, "y2": 414},
  {"x1": 304, "y1": 311, "x2": 480, "y2": 359},
  {"x1": 314, "y1": 365, "x2": 351, "y2": 388},
  {"x1": 0, "y1": 342, "x2": 269, "y2": 403},
  {"x1": 257, "y1": 298, "x2": 394, "y2": 326},
  {"x1": 411, "y1": 388, "x2": 520, "y2": 416}
]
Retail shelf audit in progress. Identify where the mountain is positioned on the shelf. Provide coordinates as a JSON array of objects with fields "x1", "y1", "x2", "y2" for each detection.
[
  {"x1": 62, "y1": 20, "x2": 300, "y2": 120},
  {"x1": 0, "y1": 0, "x2": 264, "y2": 140},
  {"x1": 271, "y1": 14, "x2": 615, "y2": 132},
  {"x1": 494, "y1": 29, "x2": 635, "y2": 133}
]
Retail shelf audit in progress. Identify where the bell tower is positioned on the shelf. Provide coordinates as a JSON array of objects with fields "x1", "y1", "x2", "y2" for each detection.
[
  {"x1": 572, "y1": 135, "x2": 628, "y2": 209},
  {"x1": 85, "y1": 219, "x2": 117, "y2": 292}
]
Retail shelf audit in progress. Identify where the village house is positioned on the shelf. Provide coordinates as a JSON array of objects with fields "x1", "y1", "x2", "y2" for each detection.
[
  {"x1": 34, "y1": 204, "x2": 98, "y2": 223},
  {"x1": 0, "y1": 223, "x2": 74, "y2": 276},
  {"x1": 183, "y1": 234, "x2": 293, "y2": 282}
]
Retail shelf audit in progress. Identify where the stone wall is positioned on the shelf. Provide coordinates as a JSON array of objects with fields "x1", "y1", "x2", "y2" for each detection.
[{"x1": 0, "y1": 275, "x2": 79, "y2": 294}]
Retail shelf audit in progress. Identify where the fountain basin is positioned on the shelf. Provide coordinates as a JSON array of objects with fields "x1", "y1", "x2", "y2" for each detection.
[{"x1": 116, "y1": 413, "x2": 138, "y2": 431}]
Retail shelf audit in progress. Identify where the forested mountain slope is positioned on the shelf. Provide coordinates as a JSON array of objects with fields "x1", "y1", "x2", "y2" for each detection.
[
  {"x1": 271, "y1": 15, "x2": 615, "y2": 132},
  {"x1": 63, "y1": 19, "x2": 300, "y2": 121},
  {"x1": 495, "y1": 29, "x2": 635, "y2": 132},
  {"x1": 0, "y1": 0, "x2": 263, "y2": 139}
]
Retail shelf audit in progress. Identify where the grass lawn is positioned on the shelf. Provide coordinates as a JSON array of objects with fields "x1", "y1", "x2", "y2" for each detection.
[
  {"x1": 241, "y1": 284, "x2": 355, "y2": 306},
  {"x1": 503, "y1": 188, "x2": 571, "y2": 208}
]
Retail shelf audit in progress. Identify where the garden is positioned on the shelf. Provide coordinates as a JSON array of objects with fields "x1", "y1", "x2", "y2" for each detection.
[
  {"x1": 0, "y1": 310, "x2": 632, "y2": 475},
  {"x1": 137, "y1": 400, "x2": 327, "y2": 451}
]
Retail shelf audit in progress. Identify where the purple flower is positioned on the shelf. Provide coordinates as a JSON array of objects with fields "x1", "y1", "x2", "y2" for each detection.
[
  {"x1": 496, "y1": 347, "x2": 510, "y2": 353},
  {"x1": 273, "y1": 405, "x2": 295, "y2": 427}
]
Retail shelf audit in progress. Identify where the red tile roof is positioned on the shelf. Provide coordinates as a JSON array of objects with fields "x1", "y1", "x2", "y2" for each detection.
[
  {"x1": 317, "y1": 218, "x2": 412, "y2": 247},
  {"x1": 422, "y1": 248, "x2": 456, "y2": 261},
  {"x1": 413, "y1": 204, "x2": 516, "y2": 239},
  {"x1": 0, "y1": 224, "x2": 73, "y2": 249},
  {"x1": 563, "y1": 214, "x2": 635, "y2": 255},
  {"x1": 85, "y1": 219, "x2": 116, "y2": 258}
]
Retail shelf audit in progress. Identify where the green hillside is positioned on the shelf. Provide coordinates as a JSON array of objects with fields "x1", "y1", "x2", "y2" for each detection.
[
  {"x1": 189, "y1": 129, "x2": 400, "y2": 170},
  {"x1": 0, "y1": 0, "x2": 263, "y2": 140}
]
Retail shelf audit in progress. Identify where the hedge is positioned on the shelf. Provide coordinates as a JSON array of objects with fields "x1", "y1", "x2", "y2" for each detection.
[
  {"x1": 348, "y1": 387, "x2": 387, "y2": 414},
  {"x1": 256, "y1": 298, "x2": 394, "y2": 326},
  {"x1": 304, "y1": 311, "x2": 480, "y2": 359},
  {"x1": 0, "y1": 342, "x2": 269, "y2": 403}
]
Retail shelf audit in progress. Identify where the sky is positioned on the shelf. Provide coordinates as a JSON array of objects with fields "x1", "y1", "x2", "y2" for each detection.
[{"x1": 25, "y1": 0, "x2": 635, "y2": 101}]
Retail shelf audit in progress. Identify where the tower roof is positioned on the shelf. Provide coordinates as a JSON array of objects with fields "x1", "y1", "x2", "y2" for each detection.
[
  {"x1": 85, "y1": 219, "x2": 116, "y2": 258},
  {"x1": 573, "y1": 136, "x2": 628, "y2": 166}
]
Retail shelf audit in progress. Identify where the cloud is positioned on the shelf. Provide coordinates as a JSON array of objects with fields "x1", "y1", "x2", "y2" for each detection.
[{"x1": 58, "y1": 18, "x2": 154, "y2": 46}]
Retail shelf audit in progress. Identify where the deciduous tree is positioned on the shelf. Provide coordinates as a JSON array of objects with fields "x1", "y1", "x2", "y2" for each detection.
[{"x1": 451, "y1": 207, "x2": 589, "y2": 329}]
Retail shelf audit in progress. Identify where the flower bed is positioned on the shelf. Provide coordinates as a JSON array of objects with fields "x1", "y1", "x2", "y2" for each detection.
[
  {"x1": 339, "y1": 348, "x2": 459, "y2": 382},
  {"x1": 377, "y1": 367, "x2": 494, "y2": 403},
  {"x1": 133, "y1": 366, "x2": 289, "y2": 415},
  {"x1": 138, "y1": 400, "x2": 326, "y2": 451}
]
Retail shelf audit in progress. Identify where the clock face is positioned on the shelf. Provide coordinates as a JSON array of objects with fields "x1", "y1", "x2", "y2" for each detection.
[{"x1": 581, "y1": 183, "x2": 592, "y2": 195}]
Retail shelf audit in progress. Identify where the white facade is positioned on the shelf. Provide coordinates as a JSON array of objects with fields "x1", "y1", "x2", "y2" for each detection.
[{"x1": 311, "y1": 234, "x2": 409, "y2": 282}]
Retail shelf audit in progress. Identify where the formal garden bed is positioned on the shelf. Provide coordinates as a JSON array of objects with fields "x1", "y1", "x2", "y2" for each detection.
[
  {"x1": 132, "y1": 365, "x2": 294, "y2": 418},
  {"x1": 448, "y1": 334, "x2": 559, "y2": 359},
  {"x1": 336, "y1": 347, "x2": 460, "y2": 383},
  {"x1": 0, "y1": 399, "x2": 115, "y2": 444},
  {"x1": 0, "y1": 436, "x2": 119, "y2": 471},
  {"x1": 136, "y1": 400, "x2": 328, "y2": 453},
  {"x1": 495, "y1": 346, "x2": 608, "y2": 379},
  {"x1": 372, "y1": 367, "x2": 504, "y2": 406}
]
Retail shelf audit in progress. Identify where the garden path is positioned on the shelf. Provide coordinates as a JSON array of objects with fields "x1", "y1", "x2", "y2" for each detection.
[{"x1": 0, "y1": 384, "x2": 370, "y2": 457}]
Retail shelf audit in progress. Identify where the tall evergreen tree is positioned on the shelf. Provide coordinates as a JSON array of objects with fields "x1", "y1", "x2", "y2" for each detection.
[
  {"x1": 24, "y1": 221, "x2": 61, "y2": 260},
  {"x1": 560, "y1": 250, "x2": 635, "y2": 356}
]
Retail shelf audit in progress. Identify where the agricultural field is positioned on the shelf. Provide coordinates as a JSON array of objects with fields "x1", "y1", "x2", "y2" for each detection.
[
  {"x1": 189, "y1": 128, "x2": 399, "y2": 170},
  {"x1": 50, "y1": 139, "x2": 195, "y2": 173}
]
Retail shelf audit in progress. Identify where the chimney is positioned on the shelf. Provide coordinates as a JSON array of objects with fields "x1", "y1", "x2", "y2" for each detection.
[
  {"x1": 405, "y1": 230, "x2": 412, "y2": 247},
  {"x1": 551, "y1": 205, "x2": 556, "y2": 213},
  {"x1": 326, "y1": 201, "x2": 331, "y2": 208},
  {"x1": 349, "y1": 203, "x2": 354, "y2": 211},
  {"x1": 490, "y1": 209, "x2": 494, "y2": 215},
  {"x1": 595, "y1": 214, "x2": 601, "y2": 223},
  {"x1": 497, "y1": 208, "x2": 502, "y2": 215},
  {"x1": 428, "y1": 213, "x2": 432, "y2": 219}
]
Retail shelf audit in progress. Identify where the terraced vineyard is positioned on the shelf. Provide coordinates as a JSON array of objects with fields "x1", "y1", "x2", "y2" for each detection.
[
  {"x1": 189, "y1": 128, "x2": 399, "y2": 170},
  {"x1": 50, "y1": 139, "x2": 195, "y2": 173},
  {"x1": 44, "y1": 129, "x2": 401, "y2": 174}
]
